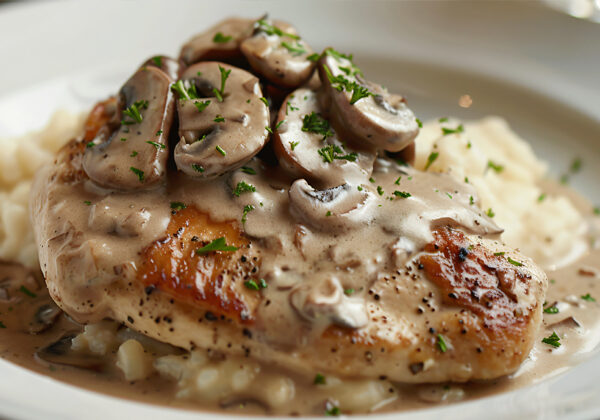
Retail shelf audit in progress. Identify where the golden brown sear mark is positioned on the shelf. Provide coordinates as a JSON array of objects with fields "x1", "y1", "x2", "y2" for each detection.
[
  {"x1": 420, "y1": 228, "x2": 534, "y2": 333},
  {"x1": 138, "y1": 206, "x2": 262, "y2": 323}
]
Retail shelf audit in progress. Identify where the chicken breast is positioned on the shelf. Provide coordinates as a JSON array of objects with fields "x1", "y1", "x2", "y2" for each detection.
[{"x1": 31, "y1": 133, "x2": 546, "y2": 384}]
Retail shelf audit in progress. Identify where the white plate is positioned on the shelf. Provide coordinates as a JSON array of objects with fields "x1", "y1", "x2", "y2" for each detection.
[{"x1": 0, "y1": 1, "x2": 599, "y2": 419}]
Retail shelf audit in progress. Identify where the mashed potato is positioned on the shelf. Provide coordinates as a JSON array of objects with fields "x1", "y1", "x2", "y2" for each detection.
[
  {"x1": 414, "y1": 116, "x2": 588, "y2": 268},
  {"x1": 0, "y1": 112, "x2": 587, "y2": 269},
  {"x1": 0, "y1": 111, "x2": 84, "y2": 268}
]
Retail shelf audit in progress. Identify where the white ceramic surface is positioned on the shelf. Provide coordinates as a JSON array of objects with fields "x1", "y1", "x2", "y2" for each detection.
[{"x1": 0, "y1": 1, "x2": 599, "y2": 419}]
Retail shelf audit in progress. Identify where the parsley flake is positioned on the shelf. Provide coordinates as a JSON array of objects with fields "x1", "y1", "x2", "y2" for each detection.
[
  {"x1": 442, "y1": 124, "x2": 464, "y2": 136},
  {"x1": 544, "y1": 305, "x2": 559, "y2": 314},
  {"x1": 302, "y1": 112, "x2": 333, "y2": 139},
  {"x1": 494, "y1": 252, "x2": 506, "y2": 256},
  {"x1": 377, "y1": 186, "x2": 384, "y2": 196},
  {"x1": 151, "y1": 56, "x2": 163, "y2": 67},
  {"x1": 212, "y1": 65, "x2": 231, "y2": 102},
  {"x1": 416, "y1": 118, "x2": 423, "y2": 128},
  {"x1": 487, "y1": 160, "x2": 504, "y2": 173},
  {"x1": 195, "y1": 237, "x2": 238, "y2": 255},
  {"x1": 507, "y1": 257, "x2": 523, "y2": 267},
  {"x1": 170, "y1": 202, "x2": 186, "y2": 211},
  {"x1": 541, "y1": 332, "x2": 561, "y2": 348},
  {"x1": 146, "y1": 141, "x2": 166, "y2": 150},
  {"x1": 212, "y1": 32, "x2": 232, "y2": 43},
  {"x1": 240, "y1": 166, "x2": 256, "y2": 175},
  {"x1": 214, "y1": 115, "x2": 225, "y2": 123},
  {"x1": 121, "y1": 100, "x2": 148, "y2": 125},
  {"x1": 242, "y1": 204, "x2": 255, "y2": 223},
  {"x1": 83, "y1": 200, "x2": 92, "y2": 206},
  {"x1": 130, "y1": 167, "x2": 144, "y2": 182},
  {"x1": 255, "y1": 19, "x2": 299, "y2": 39},
  {"x1": 437, "y1": 334, "x2": 448, "y2": 352},
  {"x1": 86, "y1": 141, "x2": 95, "y2": 148},
  {"x1": 306, "y1": 53, "x2": 320, "y2": 62},
  {"x1": 582, "y1": 293, "x2": 596, "y2": 302},
  {"x1": 193, "y1": 100, "x2": 211, "y2": 113},
  {"x1": 317, "y1": 144, "x2": 357, "y2": 163},
  {"x1": 233, "y1": 181, "x2": 256, "y2": 197},
  {"x1": 281, "y1": 41, "x2": 306, "y2": 56},
  {"x1": 130, "y1": 151, "x2": 138, "y2": 157},
  {"x1": 486, "y1": 208, "x2": 495, "y2": 218},
  {"x1": 425, "y1": 152, "x2": 439, "y2": 170},
  {"x1": 538, "y1": 193, "x2": 547, "y2": 202},
  {"x1": 393, "y1": 191, "x2": 411, "y2": 198},
  {"x1": 192, "y1": 164, "x2": 205, "y2": 173},
  {"x1": 290, "y1": 141, "x2": 299, "y2": 150},
  {"x1": 19, "y1": 285, "x2": 37, "y2": 298},
  {"x1": 314, "y1": 373, "x2": 326, "y2": 385},
  {"x1": 259, "y1": 97, "x2": 269, "y2": 107},
  {"x1": 344, "y1": 288, "x2": 355, "y2": 296},
  {"x1": 215, "y1": 145, "x2": 226, "y2": 156}
]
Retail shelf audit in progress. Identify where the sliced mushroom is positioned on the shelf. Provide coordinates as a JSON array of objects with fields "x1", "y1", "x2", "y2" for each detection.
[
  {"x1": 29, "y1": 302, "x2": 62, "y2": 334},
  {"x1": 273, "y1": 88, "x2": 375, "y2": 189},
  {"x1": 173, "y1": 62, "x2": 270, "y2": 178},
  {"x1": 240, "y1": 18, "x2": 316, "y2": 88},
  {"x1": 288, "y1": 179, "x2": 376, "y2": 232},
  {"x1": 179, "y1": 17, "x2": 254, "y2": 66},
  {"x1": 141, "y1": 55, "x2": 180, "y2": 80},
  {"x1": 83, "y1": 65, "x2": 175, "y2": 190},
  {"x1": 318, "y1": 49, "x2": 419, "y2": 152},
  {"x1": 289, "y1": 275, "x2": 368, "y2": 329},
  {"x1": 35, "y1": 332, "x2": 105, "y2": 372}
]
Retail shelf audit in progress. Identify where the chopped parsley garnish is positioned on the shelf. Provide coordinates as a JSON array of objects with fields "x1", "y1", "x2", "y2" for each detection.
[
  {"x1": 446, "y1": 192, "x2": 453, "y2": 199},
  {"x1": 83, "y1": 200, "x2": 92, "y2": 206},
  {"x1": 233, "y1": 181, "x2": 256, "y2": 197},
  {"x1": 121, "y1": 100, "x2": 148, "y2": 125},
  {"x1": 325, "y1": 405, "x2": 341, "y2": 417},
  {"x1": 86, "y1": 141, "x2": 95, "y2": 148},
  {"x1": 437, "y1": 334, "x2": 448, "y2": 352},
  {"x1": 244, "y1": 278, "x2": 266, "y2": 290},
  {"x1": 242, "y1": 204, "x2": 254, "y2": 223},
  {"x1": 195, "y1": 237, "x2": 238, "y2": 255},
  {"x1": 494, "y1": 252, "x2": 506, "y2": 256},
  {"x1": 439, "y1": 117, "x2": 449, "y2": 123},
  {"x1": 212, "y1": 32, "x2": 232, "y2": 43},
  {"x1": 130, "y1": 166, "x2": 144, "y2": 182},
  {"x1": 369, "y1": 177, "x2": 375, "y2": 183},
  {"x1": 487, "y1": 160, "x2": 504, "y2": 173},
  {"x1": 570, "y1": 157, "x2": 582, "y2": 173},
  {"x1": 193, "y1": 100, "x2": 211, "y2": 113},
  {"x1": 486, "y1": 208, "x2": 495, "y2": 218},
  {"x1": 265, "y1": 125, "x2": 273, "y2": 134},
  {"x1": 344, "y1": 288, "x2": 355, "y2": 296},
  {"x1": 541, "y1": 332, "x2": 561, "y2": 348},
  {"x1": 170, "y1": 202, "x2": 186, "y2": 211},
  {"x1": 130, "y1": 151, "x2": 138, "y2": 157},
  {"x1": 322, "y1": 65, "x2": 371, "y2": 105},
  {"x1": 538, "y1": 193, "x2": 547, "y2": 202},
  {"x1": 326, "y1": 210, "x2": 332, "y2": 217},
  {"x1": 259, "y1": 97, "x2": 269, "y2": 107},
  {"x1": 290, "y1": 141, "x2": 299, "y2": 150},
  {"x1": 286, "y1": 101, "x2": 299, "y2": 115},
  {"x1": 425, "y1": 152, "x2": 439, "y2": 170},
  {"x1": 171, "y1": 80, "x2": 198, "y2": 100},
  {"x1": 377, "y1": 186, "x2": 384, "y2": 196},
  {"x1": 543, "y1": 305, "x2": 559, "y2": 314},
  {"x1": 441, "y1": 124, "x2": 464, "y2": 136},
  {"x1": 324, "y1": 47, "x2": 354, "y2": 62},
  {"x1": 314, "y1": 373, "x2": 326, "y2": 385},
  {"x1": 507, "y1": 257, "x2": 523, "y2": 267},
  {"x1": 393, "y1": 191, "x2": 412, "y2": 199},
  {"x1": 120, "y1": 137, "x2": 127, "y2": 142},
  {"x1": 281, "y1": 41, "x2": 306, "y2": 56},
  {"x1": 394, "y1": 176, "x2": 402, "y2": 185},
  {"x1": 151, "y1": 56, "x2": 162, "y2": 67},
  {"x1": 317, "y1": 144, "x2": 357, "y2": 163},
  {"x1": 240, "y1": 166, "x2": 256, "y2": 175},
  {"x1": 212, "y1": 65, "x2": 231, "y2": 102},
  {"x1": 146, "y1": 141, "x2": 166, "y2": 150},
  {"x1": 215, "y1": 145, "x2": 226, "y2": 156},
  {"x1": 464, "y1": 177, "x2": 469, "y2": 183},
  {"x1": 306, "y1": 52, "x2": 320, "y2": 62},
  {"x1": 469, "y1": 196, "x2": 475, "y2": 205},
  {"x1": 581, "y1": 293, "x2": 596, "y2": 302},
  {"x1": 156, "y1": 130, "x2": 163, "y2": 136},
  {"x1": 19, "y1": 285, "x2": 37, "y2": 298},
  {"x1": 593, "y1": 207, "x2": 600, "y2": 215},
  {"x1": 357, "y1": 186, "x2": 363, "y2": 191},
  {"x1": 416, "y1": 118, "x2": 423, "y2": 128},
  {"x1": 274, "y1": 119, "x2": 286, "y2": 131},
  {"x1": 192, "y1": 164, "x2": 205, "y2": 173},
  {"x1": 301, "y1": 112, "x2": 333, "y2": 139},
  {"x1": 214, "y1": 115, "x2": 225, "y2": 123},
  {"x1": 256, "y1": 19, "x2": 299, "y2": 39}
]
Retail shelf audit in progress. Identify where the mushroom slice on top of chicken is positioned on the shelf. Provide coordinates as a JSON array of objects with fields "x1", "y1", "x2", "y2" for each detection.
[
  {"x1": 241, "y1": 18, "x2": 316, "y2": 88},
  {"x1": 318, "y1": 48, "x2": 420, "y2": 153},
  {"x1": 172, "y1": 62, "x2": 270, "y2": 178},
  {"x1": 83, "y1": 64, "x2": 175, "y2": 190},
  {"x1": 179, "y1": 17, "x2": 255, "y2": 66},
  {"x1": 273, "y1": 88, "x2": 376, "y2": 189}
]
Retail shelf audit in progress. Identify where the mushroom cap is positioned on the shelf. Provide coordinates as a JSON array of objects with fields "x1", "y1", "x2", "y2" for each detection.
[
  {"x1": 240, "y1": 19, "x2": 315, "y2": 88},
  {"x1": 83, "y1": 66, "x2": 175, "y2": 190},
  {"x1": 318, "y1": 52, "x2": 419, "y2": 152},
  {"x1": 288, "y1": 179, "x2": 377, "y2": 233},
  {"x1": 141, "y1": 55, "x2": 181, "y2": 80},
  {"x1": 273, "y1": 88, "x2": 375, "y2": 189},
  {"x1": 179, "y1": 17, "x2": 254, "y2": 66},
  {"x1": 173, "y1": 62, "x2": 270, "y2": 178}
]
